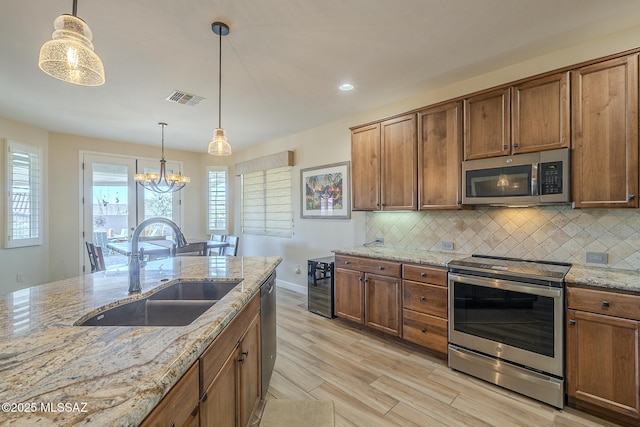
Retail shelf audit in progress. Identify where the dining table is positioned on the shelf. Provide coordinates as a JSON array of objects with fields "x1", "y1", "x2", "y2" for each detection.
[{"x1": 106, "y1": 239, "x2": 229, "y2": 260}]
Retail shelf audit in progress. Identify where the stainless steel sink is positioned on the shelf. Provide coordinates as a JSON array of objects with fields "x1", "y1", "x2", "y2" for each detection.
[
  {"x1": 148, "y1": 280, "x2": 240, "y2": 301},
  {"x1": 76, "y1": 280, "x2": 240, "y2": 327}
]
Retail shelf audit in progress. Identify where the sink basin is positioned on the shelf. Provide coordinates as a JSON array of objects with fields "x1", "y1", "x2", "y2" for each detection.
[
  {"x1": 149, "y1": 280, "x2": 240, "y2": 301},
  {"x1": 76, "y1": 299, "x2": 216, "y2": 326},
  {"x1": 76, "y1": 280, "x2": 240, "y2": 327}
]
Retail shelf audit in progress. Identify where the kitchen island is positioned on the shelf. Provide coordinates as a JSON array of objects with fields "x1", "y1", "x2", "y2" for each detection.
[{"x1": 0, "y1": 255, "x2": 281, "y2": 426}]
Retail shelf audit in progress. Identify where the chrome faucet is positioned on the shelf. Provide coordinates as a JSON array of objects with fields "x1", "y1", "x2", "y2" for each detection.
[{"x1": 128, "y1": 217, "x2": 188, "y2": 293}]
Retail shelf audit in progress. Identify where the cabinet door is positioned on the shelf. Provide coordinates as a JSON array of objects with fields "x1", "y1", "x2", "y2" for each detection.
[
  {"x1": 512, "y1": 71, "x2": 570, "y2": 154},
  {"x1": 417, "y1": 101, "x2": 463, "y2": 209},
  {"x1": 335, "y1": 268, "x2": 364, "y2": 323},
  {"x1": 464, "y1": 87, "x2": 511, "y2": 160},
  {"x1": 572, "y1": 54, "x2": 639, "y2": 208},
  {"x1": 381, "y1": 114, "x2": 417, "y2": 210},
  {"x1": 141, "y1": 362, "x2": 200, "y2": 427},
  {"x1": 200, "y1": 349, "x2": 237, "y2": 427},
  {"x1": 364, "y1": 273, "x2": 401, "y2": 336},
  {"x1": 238, "y1": 313, "x2": 261, "y2": 427},
  {"x1": 351, "y1": 123, "x2": 381, "y2": 211},
  {"x1": 566, "y1": 309, "x2": 640, "y2": 419}
]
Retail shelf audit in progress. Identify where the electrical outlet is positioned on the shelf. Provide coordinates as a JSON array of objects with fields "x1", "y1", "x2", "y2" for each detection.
[
  {"x1": 441, "y1": 241, "x2": 454, "y2": 251},
  {"x1": 374, "y1": 237, "x2": 384, "y2": 244},
  {"x1": 294, "y1": 265, "x2": 301, "y2": 274},
  {"x1": 586, "y1": 252, "x2": 608, "y2": 264}
]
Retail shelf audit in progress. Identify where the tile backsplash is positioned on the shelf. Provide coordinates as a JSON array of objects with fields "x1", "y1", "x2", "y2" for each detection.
[{"x1": 365, "y1": 206, "x2": 640, "y2": 270}]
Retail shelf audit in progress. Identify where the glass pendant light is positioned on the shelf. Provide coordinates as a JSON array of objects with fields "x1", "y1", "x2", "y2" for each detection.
[
  {"x1": 208, "y1": 22, "x2": 232, "y2": 156},
  {"x1": 134, "y1": 123, "x2": 190, "y2": 193},
  {"x1": 38, "y1": 0, "x2": 105, "y2": 86}
]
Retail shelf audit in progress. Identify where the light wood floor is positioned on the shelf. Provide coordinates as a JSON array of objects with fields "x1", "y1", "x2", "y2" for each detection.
[{"x1": 261, "y1": 287, "x2": 621, "y2": 427}]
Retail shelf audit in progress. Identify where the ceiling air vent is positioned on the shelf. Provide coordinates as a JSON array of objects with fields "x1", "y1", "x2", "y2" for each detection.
[{"x1": 165, "y1": 90, "x2": 205, "y2": 106}]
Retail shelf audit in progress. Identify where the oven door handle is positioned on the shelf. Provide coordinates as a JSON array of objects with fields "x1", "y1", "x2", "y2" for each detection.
[{"x1": 448, "y1": 273, "x2": 562, "y2": 298}]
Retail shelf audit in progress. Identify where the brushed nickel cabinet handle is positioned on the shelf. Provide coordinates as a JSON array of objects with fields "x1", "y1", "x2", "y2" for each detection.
[
  {"x1": 378, "y1": 266, "x2": 384, "y2": 270},
  {"x1": 420, "y1": 272, "x2": 427, "y2": 277},
  {"x1": 421, "y1": 328, "x2": 427, "y2": 333},
  {"x1": 503, "y1": 144, "x2": 508, "y2": 150},
  {"x1": 628, "y1": 194, "x2": 635, "y2": 201},
  {"x1": 601, "y1": 301, "x2": 610, "y2": 308},
  {"x1": 513, "y1": 143, "x2": 519, "y2": 148},
  {"x1": 568, "y1": 320, "x2": 576, "y2": 325},
  {"x1": 420, "y1": 296, "x2": 426, "y2": 302}
]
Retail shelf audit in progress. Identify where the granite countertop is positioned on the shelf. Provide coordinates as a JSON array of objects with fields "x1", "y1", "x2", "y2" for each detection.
[
  {"x1": 333, "y1": 246, "x2": 640, "y2": 294},
  {"x1": 0, "y1": 256, "x2": 281, "y2": 426}
]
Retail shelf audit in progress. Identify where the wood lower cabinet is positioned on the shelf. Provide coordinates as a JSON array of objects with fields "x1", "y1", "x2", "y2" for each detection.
[
  {"x1": 351, "y1": 114, "x2": 417, "y2": 211},
  {"x1": 417, "y1": 101, "x2": 463, "y2": 209},
  {"x1": 335, "y1": 255, "x2": 402, "y2": 336},
  {"x1": 141, "y1": 361, "x2": 200, "y2": 427},
  {"x1": 200, "y1": 294, "x2": 261, "y2": 427},
  {"x1": 571, "y1": 54, "x2": 639, "y2": 208},
  {"x1": 566, "y1": 286, "x2": 640, "y2": 426},
  {"x1": 402, "y1": 264, "x2": 448, "y2": 355}
]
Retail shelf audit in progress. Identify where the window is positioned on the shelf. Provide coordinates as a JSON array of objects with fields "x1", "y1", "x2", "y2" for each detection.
[
  {"x1": 242, "y1": 166, "x2": 292, "y2": 237},
  {"x1": 6, "y1": 140, "x2": 42, "y2": 248},
  {"x1": 208, "y1": 167, "x2": 228, "y2": 232}
]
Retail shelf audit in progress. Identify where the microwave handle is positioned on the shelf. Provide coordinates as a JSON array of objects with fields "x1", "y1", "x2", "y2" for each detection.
[{"x1": 531, "y1": 163, "x2": 539, "y2": 196}]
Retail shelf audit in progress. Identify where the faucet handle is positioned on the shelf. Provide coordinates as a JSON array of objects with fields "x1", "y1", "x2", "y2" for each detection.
[{"x1": 139, "y1": 247, "x2": 147, "y2": 267}]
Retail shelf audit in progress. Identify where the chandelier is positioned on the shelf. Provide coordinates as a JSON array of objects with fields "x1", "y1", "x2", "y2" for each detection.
[
  {"x1": 38, "y1": 0, "x2": 105, "y2": 86},
  {"x1": 134, "y1": 123, "x2": 190, "y2": 193},
  {"x1": 208, "y1": 22, "x2": 232, "y2": 156}
]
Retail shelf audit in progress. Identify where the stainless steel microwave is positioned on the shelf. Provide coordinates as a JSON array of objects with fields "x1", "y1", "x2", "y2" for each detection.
[{"x1": 462, "y1": 148, "x2": 570, "y2": 206}]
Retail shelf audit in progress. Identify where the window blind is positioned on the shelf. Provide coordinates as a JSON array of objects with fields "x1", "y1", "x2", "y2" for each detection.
[
  {"x1": 6, "y1": 140, "x2": 42, "y2": 248},
  {"x1": 208, "y1": 167, "x2": 228, "y2": 231},
  {"x1": 242, "y1": 166, "x2": 292, "y2": 237}
]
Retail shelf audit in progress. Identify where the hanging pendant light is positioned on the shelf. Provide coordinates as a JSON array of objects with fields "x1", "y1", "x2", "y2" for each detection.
[
  {"x1": 38, "y1": 0, "x2": 105, "y2": 86},
  {"x1": 134, "y1": 123, "x2": 190, "y2": 193},
  {"x1": 208, "y1": 22, "x2": 232, "y2": 156}
]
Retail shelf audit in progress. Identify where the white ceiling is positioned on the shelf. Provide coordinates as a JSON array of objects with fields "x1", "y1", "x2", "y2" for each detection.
[{"x1": 2, "y1": 0, "x2": 640, "y2": 154}]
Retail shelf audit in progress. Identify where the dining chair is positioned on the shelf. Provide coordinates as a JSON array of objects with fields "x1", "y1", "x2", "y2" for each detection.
[
  {"x1": 221, "y1": 235, "x2": 239, "y2": 256},
  {"x1": 209, "y1": 234, "x2": 224, "y2": 255},
  {"x1": 86, "y1": 242, "x2": 106, "y2": 272},
  {"x1": 172, "y1": 242, "x2": 208, "y2": 257}
]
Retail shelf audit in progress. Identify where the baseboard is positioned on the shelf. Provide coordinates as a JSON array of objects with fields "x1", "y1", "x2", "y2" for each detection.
[{"x1": 276, "y1": 279, "x2": 306, "y2": 295}]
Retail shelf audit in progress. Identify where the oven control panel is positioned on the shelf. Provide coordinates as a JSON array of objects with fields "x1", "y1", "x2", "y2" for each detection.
[{"x1": 540, "y1": 161, "x2": 563, "y2": 195}]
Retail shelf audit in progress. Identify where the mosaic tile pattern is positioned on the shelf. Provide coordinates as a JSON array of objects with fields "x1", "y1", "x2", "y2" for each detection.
[{"x1": 365, "y1": 206, "x2": 640, "y2": 271}]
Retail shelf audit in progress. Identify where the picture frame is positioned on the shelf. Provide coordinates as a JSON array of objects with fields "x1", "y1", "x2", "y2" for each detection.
[{"x1": 300, "y1": 161, "x2": 350, "y2": 219}]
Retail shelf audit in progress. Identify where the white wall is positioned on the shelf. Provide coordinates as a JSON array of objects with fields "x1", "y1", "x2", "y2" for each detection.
[{"x1": 0, "y1": 118, "x2": 49, "y2": 293}]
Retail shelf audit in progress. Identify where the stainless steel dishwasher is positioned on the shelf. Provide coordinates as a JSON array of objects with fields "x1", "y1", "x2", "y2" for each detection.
[{"x1": 260, "y1": 272, "x2": 277, "y2": 397}]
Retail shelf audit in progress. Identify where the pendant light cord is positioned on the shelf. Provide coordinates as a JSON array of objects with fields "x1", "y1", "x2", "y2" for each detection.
[
  {"x1": 160, "y1": 123, "x2": 166, "y2": 160},
  {"x1": 72, "y1": 0, "x2": 78, "y2": 16},
  {"x1": 218, "y1": 28, "x2": 222, "y2": 128}
]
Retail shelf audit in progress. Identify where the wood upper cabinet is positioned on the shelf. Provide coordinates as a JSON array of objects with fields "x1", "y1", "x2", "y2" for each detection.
[
  {"x1": 566, "y1": 286, "x2": 640, "y2": 425},
  {"x1": 380, "y1": 114, "x2": 418, "y2": 210},
  {"x1": 571, "y1": 54, "x2": 639, "y2": 208},
  {"x1": 351, "y1": 114, "x2": 417, "y2": 211},
  {"x1": 351, "y1": 123, "x2": 381, "y2": 210},
  {"x1": 417, "y1": 101, "x2": 463, "y2": 209},
  {"x1": 512, "y1": 71, "x2": 570, "y2": 154},
  {"x1": 464, "y1": 87, "x2": 511, "y2": 160}
]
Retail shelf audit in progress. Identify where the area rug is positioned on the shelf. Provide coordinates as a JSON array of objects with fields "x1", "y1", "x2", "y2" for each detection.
[{"x1": 259, "y1": 399, "x2": 335, "y2": 427}]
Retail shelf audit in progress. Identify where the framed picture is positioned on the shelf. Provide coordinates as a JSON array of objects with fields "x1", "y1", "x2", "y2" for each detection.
[{"x1": 301, "y1": 161, "x2": 350, "y2": 219}]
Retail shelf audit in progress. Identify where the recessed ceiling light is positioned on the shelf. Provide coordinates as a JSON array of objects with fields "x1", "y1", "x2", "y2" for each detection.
[{"x1": 339, "y1": 83, "x2": 354, "y2": 92}]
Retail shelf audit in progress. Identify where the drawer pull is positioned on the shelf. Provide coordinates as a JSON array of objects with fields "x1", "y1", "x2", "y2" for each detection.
[
  {"x1": 421, "y1": 328, "x2": 427, "y2": 333},
  {"x1": 568, "y1": 320, "x2": 576, "y2": 326},
  {"x1": 344, "y1": 261, "x2": 350, "y2": 265},
  {"x1": 601, "y1": 301, "x2": 610, "y2": 308},
  {"x1": 420, "y1": 272, "x2": 427, "y2": 277},
  {"x1": 238, "y1": 351, "x2": 249, "y2": 364},
  {"x1": 377, "y1": 266, "x2": 384, "y2": 270},
  {"x1": 420, "y1": 296, "x2": 426, "y2": 302}
]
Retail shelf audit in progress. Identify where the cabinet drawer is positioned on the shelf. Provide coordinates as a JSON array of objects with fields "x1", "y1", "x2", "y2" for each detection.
[
  {"x1": 402, "y1": 264, "x2": 447, "y2": 286},
  {"x1": 335, "y1": 255, "x2": 401, "y2": 277},
  {"x1": 403, "y1": 309, "x2": 448, "y2": 354},
  {"x1": 567, "y1": 286, "x2": 640, "y2": 321},
  {"x1": 141, "y1": 361, "x2": 200, "y2": 427},
  {"x1": 403, "y1": 280, "x2": 447, "y2": 318}
]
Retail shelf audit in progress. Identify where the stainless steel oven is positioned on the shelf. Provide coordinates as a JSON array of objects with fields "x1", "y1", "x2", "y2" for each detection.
[{"x1": 447, "y1": 255, "x2": 571, "y2": 408}]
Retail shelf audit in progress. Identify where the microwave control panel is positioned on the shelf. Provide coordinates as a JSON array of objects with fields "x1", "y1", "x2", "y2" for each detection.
[{"x1": 540, "y1": 162, "x2": 563, "y2": 195}]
